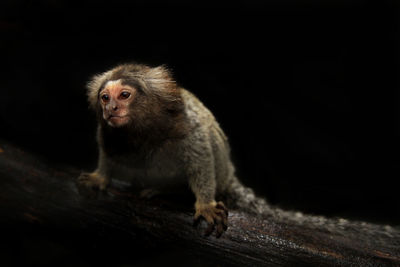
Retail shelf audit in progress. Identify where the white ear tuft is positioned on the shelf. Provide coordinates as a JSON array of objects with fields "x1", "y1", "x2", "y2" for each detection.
[
  {"x1": 86, "y1": 70, "x2": 113, "y2": 110},
  {"x1": 143, "y1": 65, "x2": 176, "y2": 95}
]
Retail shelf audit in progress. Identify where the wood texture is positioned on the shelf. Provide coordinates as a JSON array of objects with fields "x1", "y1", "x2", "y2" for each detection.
[{"x1": 0, "y1": 140, "x2": 399, "y2": 266}]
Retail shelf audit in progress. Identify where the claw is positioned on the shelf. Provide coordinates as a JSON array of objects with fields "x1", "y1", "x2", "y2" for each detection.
[
  {"x1": 193, "y1": 201, "x2": 229, "y2": 238},
  {"x1": 204, "y1": 223, "x2": 215, "y2": 237}
]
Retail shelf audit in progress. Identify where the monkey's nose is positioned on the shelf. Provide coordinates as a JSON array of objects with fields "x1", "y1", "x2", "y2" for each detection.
[{"x1": 112, "y1": 105, "x2": 118, "y2": 111}]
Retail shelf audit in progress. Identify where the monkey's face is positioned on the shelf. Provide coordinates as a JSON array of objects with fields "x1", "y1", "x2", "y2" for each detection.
[{"x1": 99, "y1": 79, "x2": 136, "y2": 128}]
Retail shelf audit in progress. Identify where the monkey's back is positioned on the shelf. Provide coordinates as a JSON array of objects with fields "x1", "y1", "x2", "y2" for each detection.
[{"x1": 180, "y1": 89, "x2": 238, "y2": 195}]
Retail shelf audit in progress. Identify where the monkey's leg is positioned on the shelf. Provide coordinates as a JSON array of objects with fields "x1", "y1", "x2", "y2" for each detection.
[
  {"x1": 193, "y1": 200, "x2": 228, "y2": 238},
  {"x1": 185, "y1": 142, "x2": 229, "y2": 237},
  {"x1": 76, "y1": 172, "x2": 109, "y2": 197}
]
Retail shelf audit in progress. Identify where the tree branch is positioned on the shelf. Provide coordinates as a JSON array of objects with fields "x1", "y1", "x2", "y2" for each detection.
[{"x1": 0, "y1": 140, "x2": 399, "y2": 266}]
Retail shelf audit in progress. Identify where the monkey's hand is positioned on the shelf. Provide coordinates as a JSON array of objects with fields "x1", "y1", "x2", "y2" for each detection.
[
  {"x1": 76, "y1": 172, "x2": 109, "y2": 198},
  {"x1": 193, "y1": 201, "x2": 228, "y2": 238}
]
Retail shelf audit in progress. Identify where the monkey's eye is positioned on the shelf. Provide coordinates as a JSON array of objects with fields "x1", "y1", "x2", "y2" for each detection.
[
  {"x1": 101, "y1": 94, "x2": 110, "y2": 102},
  {"x1": 120, "y1": 92, "x2": 131, "y2": 99}
]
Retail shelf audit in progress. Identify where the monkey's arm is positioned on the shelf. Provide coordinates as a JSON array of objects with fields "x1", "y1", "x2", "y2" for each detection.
[
  {"x1": 77, "y1": 149, "x2": 110, "y2": 192},
  {"x1": 182, "y1": 137, "x2": 228, "y2": 237}
]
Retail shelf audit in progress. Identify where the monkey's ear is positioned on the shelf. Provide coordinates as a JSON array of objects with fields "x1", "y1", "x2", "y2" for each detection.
[
  {"x1": 143, "y1": 65, "x2": 177, "y2": 94},
  {"x1": 86, "y1": 70, "x2": 113, "y2": 110}
]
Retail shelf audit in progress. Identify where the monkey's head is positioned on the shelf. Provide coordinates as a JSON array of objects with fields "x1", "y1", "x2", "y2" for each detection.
[
  {"x1": 87, "y1": 63, "x2": 185, "y2": 134},
  {"x1": 97, "y1": 79, "x2": 135, "y2": 128}
]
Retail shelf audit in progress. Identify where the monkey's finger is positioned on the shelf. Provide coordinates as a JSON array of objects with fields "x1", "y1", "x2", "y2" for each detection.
[
  {"x1": 216, "y1": 205, "x2": 228, "y2": 218},
  {"x1": 216, "y1": 201, "x2": 226, "y2": 209},
  {"x1": 214, "y1": 208, "x2": 228, "y2": 229},
  {"x1": 193, "y1": 213, "x2": 202, "y2": 227},
  {"x1": 76, "y1": 176, "x2": 97, "y2": 190},
  {"x1": 215, "y1": 209, "x2": 226, "y2": 217},
  {"x1": 204, "y1": 222, "x2": 215, "y2": 237},
  {"x1": 193, "y1": 211, "x2": 201, "y2": 226},
  {"x1": 214, "y1": 214, "x2": 222, "y2": 224},
  {"x1": 223, "y1": 221, "x2": 228, "y2": 231},
  {"x1": 216, "y1": 201, "x2": 229, "y2": 216},
  {"x1": 194, "y1": 212, "x2": 213, "y2": 226},
  {"x1": 214, "y1": 213, "x2": 227, "y2": 231},
  {"x1": 77, "y1": 175, "x2": 89, "y2": 182},
  {"x1": 216, "y1": 221, "x2": 225, "y2": 238},
  {"x1": 221, "y1": 214, "x2": 228, "y2": 231}
]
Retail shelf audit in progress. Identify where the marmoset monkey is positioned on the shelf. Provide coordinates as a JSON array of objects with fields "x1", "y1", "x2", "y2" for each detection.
[
  {"x1": 77, "y1": 63, "x2": 398, "y2": 241},
  {"x1": 77, "y1": 63, "x2": 269, "y2": 237}
]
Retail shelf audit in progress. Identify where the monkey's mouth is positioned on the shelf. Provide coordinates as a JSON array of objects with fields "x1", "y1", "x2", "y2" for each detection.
[{"x1": 107, "y1": 115, "x2": 130, "y2": 126}]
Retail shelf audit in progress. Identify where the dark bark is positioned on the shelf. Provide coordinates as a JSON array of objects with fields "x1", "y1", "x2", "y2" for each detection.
[{"x1": 0, "y1": 140, "x2": 399, "y2": 267}]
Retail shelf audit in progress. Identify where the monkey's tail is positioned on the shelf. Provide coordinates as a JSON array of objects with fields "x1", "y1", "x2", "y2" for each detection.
[
  {"x1": 224, "y1": 179, "x2": 273, "y2": 216},
  {"x1": 225, "y1": 179, "x2": 400, "y2": 241}
]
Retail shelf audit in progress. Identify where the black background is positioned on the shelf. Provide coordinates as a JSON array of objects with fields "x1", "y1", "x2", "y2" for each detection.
[{"x1": 1, "y1": 0, "x2": 399, "y2": 226}]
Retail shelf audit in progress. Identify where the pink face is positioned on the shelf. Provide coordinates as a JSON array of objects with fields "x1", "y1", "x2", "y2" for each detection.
[{"x1": 99, "y1": 79, "x2": 136, "y2": 127}]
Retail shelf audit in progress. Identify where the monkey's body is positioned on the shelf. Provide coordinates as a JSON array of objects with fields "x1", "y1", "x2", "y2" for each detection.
[
  {"x1": 97, "y1": 143, "x2": 187, "y2": 192},
  {"x1": 77, "y1": 64, "x2": 247, "y2": 236},
  {"x1": 97, "y1": 128, "x2": 187, "y2": 192},
  {"x1": 94, "y1": 89, "x2": 236, "y2": 197}
]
